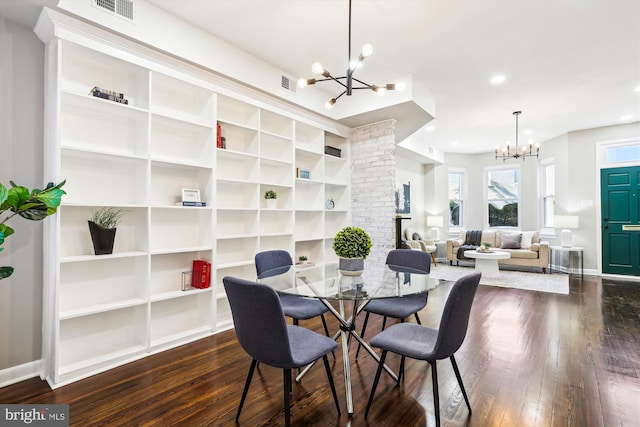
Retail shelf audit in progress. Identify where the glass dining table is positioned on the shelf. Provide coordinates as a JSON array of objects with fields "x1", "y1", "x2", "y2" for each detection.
[{"x1": 258, "y1": 265, "x2": 441, "y2": 416}]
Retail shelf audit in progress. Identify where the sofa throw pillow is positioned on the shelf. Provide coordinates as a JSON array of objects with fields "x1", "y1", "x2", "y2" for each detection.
[
  {"x1": 520, "y1": 231, "x2": 535, "y2": 249},
  {"x1": 412, "y1": 232, "x2": 424, "y2": 241},
  {"x1": 500, "y1": 233, "x2": 522, "y2": 249}
]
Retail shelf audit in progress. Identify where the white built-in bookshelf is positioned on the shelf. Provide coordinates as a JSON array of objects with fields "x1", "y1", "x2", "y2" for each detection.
[{"x1": 36, "y1": 8, "x2": 350, "y2": 387}]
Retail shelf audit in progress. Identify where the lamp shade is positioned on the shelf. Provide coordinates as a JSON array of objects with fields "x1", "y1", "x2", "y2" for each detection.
[
  {"x1": 427, "y1": 216, "x2": 443, "y2": 241},
  {"x1": 554, "y1": 215, "x2": 579, "y2": 229},
  {"x1": 554, "y1": 215, "x2": 579, "y2": 247},
  {"x1": 427, "y1": 216, "x2": 444, "y2": 227}
]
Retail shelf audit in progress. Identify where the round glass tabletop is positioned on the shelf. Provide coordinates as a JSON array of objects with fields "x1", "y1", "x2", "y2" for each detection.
[{"x1": 258, "y1": 264, "x2": 440, "y2": 301}]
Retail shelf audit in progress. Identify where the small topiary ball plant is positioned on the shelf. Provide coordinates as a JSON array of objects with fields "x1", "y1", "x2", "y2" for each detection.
[{"x1": 333, "y1": 226, "x2": 372, "y2": 259}]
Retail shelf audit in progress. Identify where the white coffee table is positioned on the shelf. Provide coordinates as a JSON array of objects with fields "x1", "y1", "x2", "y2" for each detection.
[{"x1": 464, "y1": 250, "x2": 511, "y2": 278}]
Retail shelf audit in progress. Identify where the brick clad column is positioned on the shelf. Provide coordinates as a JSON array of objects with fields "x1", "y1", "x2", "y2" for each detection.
[{"x1": 349, "y1": 119, "x2": 397, "y2": 280}]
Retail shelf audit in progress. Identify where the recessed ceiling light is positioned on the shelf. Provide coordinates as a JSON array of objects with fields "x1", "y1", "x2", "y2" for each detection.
[
  {"x1": 523, "y1": 129, "x2": 533, "y2": 135},
  {"x1": 490, "y1": 75, "x2": 506, "y2": 85},
  {"x1": 451, "y1": 140, "x2": 459, "y2": 146},
  {"x1": 621, "y1": 114, "x2": 633, "y2": 121},
  {"x1": 425, "y1": 126, "x2": 434, "y2": 132},
  {"x1": 634, "y1": 86, "x2": 640, "y2": 92}
]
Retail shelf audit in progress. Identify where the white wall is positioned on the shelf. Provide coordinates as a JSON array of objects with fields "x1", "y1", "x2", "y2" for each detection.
[{"x1": 0, "y1": 17, "x2": 45, "y2": 371}]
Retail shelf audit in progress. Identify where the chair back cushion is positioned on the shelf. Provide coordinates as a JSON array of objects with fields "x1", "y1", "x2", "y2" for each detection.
[
  {"x1": 385, "y1": 249, "x2": 431, "y2": 274},
  {"x1": 223, "y1": 276, "x2": 293, "y2": 366},
  {"x1": 255, "y1": 250, "x2": 293, "y2": 279},
  {"x1": 432, "y1": 272, "x2": 481, "y2": 359}
]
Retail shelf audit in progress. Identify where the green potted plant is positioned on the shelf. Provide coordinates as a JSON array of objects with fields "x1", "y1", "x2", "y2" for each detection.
[
  {"x1": 480, "y1": 242, "x2": 492, "y2": 253},
  {"x1": 88, "y1": 207, "x2": 127, "y2": 255},
  {"x1": 333, "y1": 226, "x2": 372, "y2": 276},
  {"x1": 264, "y1": 189, "x2": 277, "y2": 209},
  {"x1": 0, "y1": 180, "x2": 66, "y2": 280}
]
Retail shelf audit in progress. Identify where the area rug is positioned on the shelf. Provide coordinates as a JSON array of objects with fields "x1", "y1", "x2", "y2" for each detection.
[{"x1": 429, "y1": 264, "x2": 569, "y2": 295}]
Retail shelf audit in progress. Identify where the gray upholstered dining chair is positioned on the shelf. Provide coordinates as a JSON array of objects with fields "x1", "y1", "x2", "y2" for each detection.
[
  {"x1": 255, "y1": 250, "x2": 332, "y2": 340},
  {"x1": 223, "y1": 276, "x2": 340, "y2": 427},
  {"x1": 356, "y1": 249, "x2": 431, "y2": 358},
  {"x1": 365, "y1": 271, "x2": 481, "y2": 427}
]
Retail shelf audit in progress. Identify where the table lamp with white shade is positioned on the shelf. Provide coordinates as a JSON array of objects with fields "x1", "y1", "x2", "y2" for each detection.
[
  {"x1": 426, "y1": 215, "x2": 444, "y2": 241},
  {"x1": 554, "y1": 215, "x2": 579, "y2": 247}
]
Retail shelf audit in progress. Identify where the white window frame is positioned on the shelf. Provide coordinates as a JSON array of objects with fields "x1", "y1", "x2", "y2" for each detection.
[
  {"x1": 484, "y1": 164, "x2": 521, "y2": 229},
  {"x1": 540, "y1": 158, "x2": 555, "y2": 229},
  {"x1": 448, "y1": 168, "x2": 467, "y2": 230}
]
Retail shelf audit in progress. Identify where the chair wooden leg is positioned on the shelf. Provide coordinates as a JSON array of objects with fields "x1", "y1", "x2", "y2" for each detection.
[
  {"x1": 450, "y1": 355, "x2": 472, "y2": 414},
  {"x1": 236, "y1": 359, "x2": 257, "y2": 421},
  {"x1": 322, "y1": 355, "x2": 341, "y2": 415},
  {"x1": 355, "y1": 312, "x2": 371, "y2": 358},
  {"x1": 365, "y1": 350, "x2": 387, "y2": 416},
  {"x1": 430, "y1": 252, "x2": 437, "y2": 266},
  {"x1": 430, "y1": 360, "x2": 440, "y2": 427},
  {"x1": 283, "y1": 368, "x2": 292, "y2": 427}
]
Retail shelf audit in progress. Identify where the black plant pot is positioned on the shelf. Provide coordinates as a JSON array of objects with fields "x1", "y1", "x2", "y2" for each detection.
[{"x1": 88, "y1": 220, "x2": 117, "y2": 255}]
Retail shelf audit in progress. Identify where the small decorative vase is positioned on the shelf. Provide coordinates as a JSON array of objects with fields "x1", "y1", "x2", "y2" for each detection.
[
  {"x1": 88, "y1": 220, "x2": 117, "y2": 255},
  {"x1": 339, "y1": 257, "x2": 364, "y2": 276},
  {"x1": 265, "y1": 199, "x2": 277, "y2": 209}
]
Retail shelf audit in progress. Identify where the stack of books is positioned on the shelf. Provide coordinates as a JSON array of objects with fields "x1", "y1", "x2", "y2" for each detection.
[
  {"x1": 191, "y1": 260, "x2": 211, "y2": 289},
  {"x1": 90, "y1": 86, "x2": 129, "y2": 105}
]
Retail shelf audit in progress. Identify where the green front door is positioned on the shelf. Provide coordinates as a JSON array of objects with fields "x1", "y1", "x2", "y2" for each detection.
[{"x1": 601, "y1": 166, "x2": 640, "y2": 276}]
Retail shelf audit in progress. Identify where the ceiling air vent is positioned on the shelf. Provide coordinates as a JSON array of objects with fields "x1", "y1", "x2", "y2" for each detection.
[
  {"x1": 93, "y1": 0, "x2": 134, "y2": 21},
  {"x1": 281, "y1": 75, "x2": 297, "y2": 94}
]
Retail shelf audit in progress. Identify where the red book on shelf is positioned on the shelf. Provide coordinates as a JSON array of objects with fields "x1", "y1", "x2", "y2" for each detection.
[
  {"x1": 204, "y1": 261, "x2": 211, "y2": 288},
  {"x1": 216, "y1": 122, "x2": 223, "y2": 149},
  {"x1": 192, "y1": 260, "x2": 208, "y2": 288}
]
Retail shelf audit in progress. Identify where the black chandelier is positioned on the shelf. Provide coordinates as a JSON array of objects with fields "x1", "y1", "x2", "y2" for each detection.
[
  {"x1": 495, "y1": 111, "x2": 540, "y2": 161},
  {"x1": 297, "y1": 0, "x2": 403, "y2": 109}
]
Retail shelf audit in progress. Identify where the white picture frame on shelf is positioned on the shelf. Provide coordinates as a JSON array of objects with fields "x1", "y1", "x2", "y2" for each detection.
[{"x1": 181, "y1": 188, "x2": 201, "y2": 203}]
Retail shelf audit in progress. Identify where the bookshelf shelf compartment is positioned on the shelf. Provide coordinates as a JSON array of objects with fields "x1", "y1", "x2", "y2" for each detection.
[
  {"x1": 61, "y1": 152, "x2": 147, "y2": 206},
  {"x1": 217, "y1": 95, "x2": 259, "y2": 130},
  {"x1": 150, "y1": 72, "x2": 214, "y2": 126},
  {"x1": 150, "y1": 251, "x2": 212, "y2": 297},
  {"x1": 150, "y1": 293, "x2": 213, "y2": 346},
  {"x1": 60, "y1": 41, "x2": 149, "y2": 110},
  {"x1": 58, "y1": 305, "x2": 147, "y2": 370},
  {"x1": 59, "y1": 256, "x2": 147, "y2": 315},
  {"x1": 150, "y1": 114, "x2": 214, "y2": 168},
  {"x1": 150, "y1": 209, "x2": 213, "y2": 251}
]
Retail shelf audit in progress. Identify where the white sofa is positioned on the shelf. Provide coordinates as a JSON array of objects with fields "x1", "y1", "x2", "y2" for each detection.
[{"x1": 446, "y1": 229, "x2": 549, "y2": 273}]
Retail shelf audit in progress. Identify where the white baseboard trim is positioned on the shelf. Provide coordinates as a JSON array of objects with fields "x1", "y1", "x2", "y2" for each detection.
[
  {"x1": 0, "y1": 359, "x2": 43, "y2": 388},
  {"x1": 601, "y1": 273, "x2": 640, "y2": 282}
]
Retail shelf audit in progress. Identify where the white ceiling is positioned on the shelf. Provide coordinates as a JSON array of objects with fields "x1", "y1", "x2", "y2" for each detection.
[{"x1": 2, "y1": 0, "x2": 639, "y2": 154}]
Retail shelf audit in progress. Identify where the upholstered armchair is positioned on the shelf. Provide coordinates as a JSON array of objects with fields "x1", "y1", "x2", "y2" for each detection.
[{"x1": 404, "y1": 228, "x2": 438, "y2": 265}]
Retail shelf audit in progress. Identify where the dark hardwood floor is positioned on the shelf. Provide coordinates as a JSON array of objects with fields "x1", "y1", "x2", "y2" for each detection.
[{"x1": 1, "y1": 275, "x2": 639, "y2": 426}]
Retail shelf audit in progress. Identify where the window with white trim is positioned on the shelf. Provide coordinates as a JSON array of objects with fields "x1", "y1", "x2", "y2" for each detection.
[
  {"x1": 448, "y1": 170, "x2": 465, "y2": 227},
  {"x1": 486, "y1": 167, "x2": 520, "y2": 227}
]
